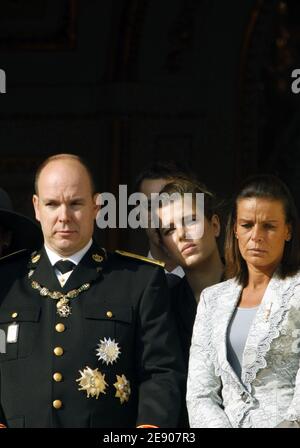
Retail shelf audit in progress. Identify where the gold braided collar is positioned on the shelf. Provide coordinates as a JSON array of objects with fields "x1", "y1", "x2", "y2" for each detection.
[{"x1": 31, "y1": 281, "x2": 90, "y2": 301}]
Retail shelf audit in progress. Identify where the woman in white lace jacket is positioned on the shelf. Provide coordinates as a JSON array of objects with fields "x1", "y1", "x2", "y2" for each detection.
[{"x1": 187, "y1": 175, "x2": 300, "y2": 428}]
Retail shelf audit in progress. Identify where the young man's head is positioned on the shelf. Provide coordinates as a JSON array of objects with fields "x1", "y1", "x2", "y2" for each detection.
[{"x1": 135, "y1": 161, "x2": 196, "y2": 266}]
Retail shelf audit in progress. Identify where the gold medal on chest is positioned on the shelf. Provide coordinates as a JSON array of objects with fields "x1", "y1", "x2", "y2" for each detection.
[
  {"x1": 114, "y1": 374, "x2": 131, "y2": 404},
  {"x1": 56, "y1": 297, "x2": 72, "y2": 318},
  {"x1": 96, "y1": 337, "x2": 121, "y2": 365},
  {"x1": 76, "y1": 366, "x2": 108, "y2": 399}
]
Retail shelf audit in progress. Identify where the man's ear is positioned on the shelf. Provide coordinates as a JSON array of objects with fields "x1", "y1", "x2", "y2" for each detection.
[
  {"x1": 32, "y1": 194, "x2": 40, "y2": 222},
  {"x1": 286, "y1": 223, "x2": 292, "y2": 242},
  {"x1": 211, "y1": 214, "x2": 221, "y2": 237},
  {"x1": 94, "y1": 193, "x2": 101, "y2": 216}
]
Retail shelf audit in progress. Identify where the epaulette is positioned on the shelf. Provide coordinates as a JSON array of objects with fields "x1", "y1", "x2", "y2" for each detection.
[
  {"x1": 115, "y1": 250, "x2": 165, "y2": 268},
  {"x1": 0, "y1": 248, "x2": 28, "y2": 263}
]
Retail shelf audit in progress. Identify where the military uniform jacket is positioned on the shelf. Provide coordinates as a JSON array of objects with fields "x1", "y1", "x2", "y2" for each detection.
[
  {"x1": 187, "y1": 272, "x2": 300, "y2": 428},
  {"x1": 0, "y1": 243, "x2": 184, "y2": 428},
  {"x1": 170, "y1": 278, "x2": 197, "y2": 369},
  {"x1": 170, "y1": 277, "x2": 197, "y2": 428}
]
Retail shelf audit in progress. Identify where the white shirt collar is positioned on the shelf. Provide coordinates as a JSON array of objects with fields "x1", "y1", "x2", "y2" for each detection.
[
  {"x1": 147, "y1": 250, "x2": 185, "y2": 278},
  {"x1": 45, "y1": 239, "x2": 93, "y2": 266},
  {"x1": 168, "y1": 265, "x2": 185, "y2": 278}
]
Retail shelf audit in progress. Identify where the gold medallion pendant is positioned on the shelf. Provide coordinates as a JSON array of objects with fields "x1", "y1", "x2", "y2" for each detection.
[
  {"x1": 56, "y1": 298, "x2": 72, "y2": 318},
  {"x1": 76, "y1": 366, "x2": 108, "y2": 399}
]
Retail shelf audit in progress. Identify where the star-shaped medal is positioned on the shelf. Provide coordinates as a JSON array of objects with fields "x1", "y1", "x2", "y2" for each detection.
[
  {"x1": 76, "y1": 366, "x2": 108, "y2": 399},
  {"x1": 114, "y1": 374, "x2": 131, "y2": 404},
  {"x1": 96, "y1": 337, "x2": 121, "y2": 365}
]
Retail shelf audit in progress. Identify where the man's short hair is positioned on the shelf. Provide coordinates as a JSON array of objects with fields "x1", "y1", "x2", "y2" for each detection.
[{"x1": 134, "y1": 160, "x2": 197, "y2": 192}]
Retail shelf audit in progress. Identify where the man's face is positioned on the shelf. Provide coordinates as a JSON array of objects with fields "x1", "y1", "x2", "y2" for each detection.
[
  {"x1": 139, "y1": 178, "x2": 173, "y2": 247},
  {"x1": 33, "y1": 159, "x2": 99, "y2": 256}
]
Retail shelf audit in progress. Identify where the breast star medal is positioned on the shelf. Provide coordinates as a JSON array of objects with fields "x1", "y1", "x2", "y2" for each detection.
[
  {"x1": 76, "y1": 366, "x2": 108, "y2": 399},
  {"x1": 114, "y1": 374, "x2": 131, "y2": 404},
  {"x1": 96, "y1": 337, "x2": 121, "y2": 365}
]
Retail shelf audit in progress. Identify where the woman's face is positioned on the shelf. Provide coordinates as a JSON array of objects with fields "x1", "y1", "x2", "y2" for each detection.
[
  {"x1": 159, "y1": 198, "x2": 220, "y2": 270},
  {"x1": 235, "y1": 197, "x2": 291, "y2": 274}
]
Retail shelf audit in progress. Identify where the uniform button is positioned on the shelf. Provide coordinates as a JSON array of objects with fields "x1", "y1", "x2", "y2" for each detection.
[
  {"x1": 11, "y1": 312, "x2": 18, "y2": 318},
  {"x1": 54, "y1": 347, "x2": 64, "y2": 356},
  {"x1": 55, "y1": 323, "x2": 65, "y2": 333},
  {"x1": 53, "y1": 372, "x2": 63, "y2": 382},
  {"x1": 53, "y1": 400, "x2": 62, "y2": 409},
  {"x1": 106, "y1": 311, "x2": 113, "y2": 318}
]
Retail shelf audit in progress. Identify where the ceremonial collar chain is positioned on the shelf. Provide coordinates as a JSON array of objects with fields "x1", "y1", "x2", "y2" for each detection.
[
  {"x1": 28, "y1": 249, "x2": 105, "y2": 318},
  {"x1": 31, "y1": 280, "x2": 90, "y2": 318}
]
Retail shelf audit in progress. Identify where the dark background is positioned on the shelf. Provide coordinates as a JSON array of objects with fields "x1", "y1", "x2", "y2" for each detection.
[{"x1": 1, "y1": 0, "x2": 300, "y2": 253}]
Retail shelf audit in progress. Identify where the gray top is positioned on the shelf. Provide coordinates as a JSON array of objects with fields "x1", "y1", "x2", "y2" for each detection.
[{"x1": 227, "y1": 306, "x2": 258, "y2": 381}]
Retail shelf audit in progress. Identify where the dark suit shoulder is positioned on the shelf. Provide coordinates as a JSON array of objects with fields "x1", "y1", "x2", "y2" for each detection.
[
  {"x1": 170, "y1": 276, "x2": 190, "y2": 295},
  {"x1": 101, "y1": 251, "x2": 166, "y2": 284}
]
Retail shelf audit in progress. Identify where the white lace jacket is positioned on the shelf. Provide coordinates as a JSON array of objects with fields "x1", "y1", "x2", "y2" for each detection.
[{"x1": 186, "y1": 272, "x2": 300, "y2": 428}]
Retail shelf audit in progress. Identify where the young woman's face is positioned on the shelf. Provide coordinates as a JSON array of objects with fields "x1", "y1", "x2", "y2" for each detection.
[
  {"x1": 159, "y1": 198, "x2": 220, "y2": 270},
  {"x1": 235, "y1": 197, "x2": 291, "y2": 274}
]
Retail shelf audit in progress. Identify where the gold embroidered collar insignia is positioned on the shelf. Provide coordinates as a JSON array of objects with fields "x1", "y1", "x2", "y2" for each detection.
[
  {"x1": 31, "y1": 253, "x2": 41, "y2": 264},
  {"x1": 92, "y1": 253, "x2": 103, "y2": 263}
]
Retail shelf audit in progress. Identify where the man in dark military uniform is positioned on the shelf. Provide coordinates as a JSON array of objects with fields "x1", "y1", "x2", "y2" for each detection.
[{"x1": 0, "y1": 154, "x2": 184, "y2": 428}]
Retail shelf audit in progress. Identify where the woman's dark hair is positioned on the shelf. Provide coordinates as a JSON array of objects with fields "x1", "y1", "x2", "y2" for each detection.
[{"x1": 225, "y1": 174, "x2": 300, "y2": 285}]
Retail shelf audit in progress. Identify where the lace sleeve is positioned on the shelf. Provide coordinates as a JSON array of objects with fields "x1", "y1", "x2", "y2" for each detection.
[
  {"x1": 284, "y1": 358, "x2": 300, "y2": 422},
  {"x1": 186, "y1": 290, "x2": 232, "y2": 428}
]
